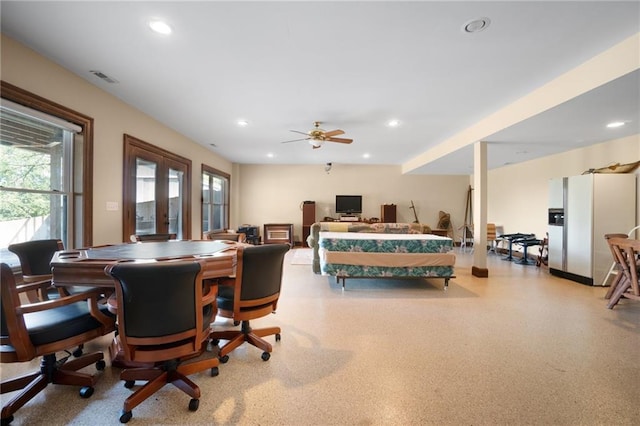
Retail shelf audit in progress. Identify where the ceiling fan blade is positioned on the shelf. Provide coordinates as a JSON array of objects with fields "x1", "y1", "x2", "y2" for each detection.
[
  {"x1": 281, "y1": 138, "x2": 309, "y2": 144},
  {"x1": 289, "y1": 130, "x2": 310, "y2": 136},
  {"x1": 323, "y1": 129, "x2": 344, "y2": 138},
  {"x1": 327, "y1": 137, "x2": 353, "y2": 144}
]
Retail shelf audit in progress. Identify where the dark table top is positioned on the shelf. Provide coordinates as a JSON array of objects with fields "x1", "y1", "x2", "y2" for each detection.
[{"x1": 57, "y1": 240, "x2": 234, "y2": 261}]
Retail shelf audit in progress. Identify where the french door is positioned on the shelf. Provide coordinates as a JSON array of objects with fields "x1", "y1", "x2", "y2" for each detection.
[{"x1": 123, "y1": 135, "x2": 191, "y2": 241}]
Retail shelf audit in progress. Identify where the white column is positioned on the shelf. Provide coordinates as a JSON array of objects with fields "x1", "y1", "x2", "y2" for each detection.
[{"x1": 472, "y1": 141, "x2": 488, "y2": 275}]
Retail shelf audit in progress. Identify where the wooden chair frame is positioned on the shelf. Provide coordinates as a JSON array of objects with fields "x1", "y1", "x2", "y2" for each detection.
[
  {"x1": 606, "y1": 237, "x2": 640, "y2": 309},
  {"x1": 1, "y1": 263, "x2": 114, "y2": 424},
  {"x1": 603, "y1": 233, "x2": 630, "y2": 299}
]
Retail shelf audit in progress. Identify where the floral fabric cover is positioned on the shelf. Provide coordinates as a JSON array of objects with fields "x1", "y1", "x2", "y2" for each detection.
[{"x1": 319, "y1": 232, "x2": 454, "y2": 278}]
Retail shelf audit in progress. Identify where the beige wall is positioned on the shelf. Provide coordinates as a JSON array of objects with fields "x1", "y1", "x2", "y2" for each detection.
[
  {"x1": 1, "y1": 35, "x2": 232, "y2": 245},
  {"x1": 236, "y1": 164, "x2": 470, "y2": 243},
  {"x1": 3, "y1": 34, "x2": 637, "y2": 248},
  {"x1": 488, "y1": 134, "x2": 639, "y2": 241}
]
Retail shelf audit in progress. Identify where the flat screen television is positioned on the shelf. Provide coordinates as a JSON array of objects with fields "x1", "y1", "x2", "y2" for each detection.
[{"x1": 335, "y1": 195, "x2": 362, "y2": 214}]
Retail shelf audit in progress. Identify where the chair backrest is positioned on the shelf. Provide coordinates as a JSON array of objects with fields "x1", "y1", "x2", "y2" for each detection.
[
  {"x1": 106, "y1": 260, "x2": 214, "y2": 363},
  {"x1": 8, "y1": 239, "x2": 64, "y2": 276},
  {"x1": 239, "y1": 244, "x2": 289, "y2": 301},
  {"x1": 487, "y1": 223, "x2": 497, "y2": 241},
  {"x1": 132, "y1": 233, "x2": 177, "y2": 242},
  {"x1": 223, "y1": 244, "x2": 289, "y2": 320},
  {"x1": 203, "y1": 231, "x2": 246, "y2": 243}
]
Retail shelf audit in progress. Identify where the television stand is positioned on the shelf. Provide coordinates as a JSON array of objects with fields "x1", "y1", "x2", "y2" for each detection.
[{"x1": 339, "y1": 216, "x2": 360, "y2": 222}]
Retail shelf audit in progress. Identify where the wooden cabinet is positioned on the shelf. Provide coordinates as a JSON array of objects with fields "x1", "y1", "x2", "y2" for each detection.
[
  {"x1": 264, "y1": 223, "x2": 294, "y2": 247},
  {"x1": 302, "y1": 202, "x2": 316, "y2": 247},
  {"x1": 381, "y1": 204, "x2": 396, "y2": 223}
]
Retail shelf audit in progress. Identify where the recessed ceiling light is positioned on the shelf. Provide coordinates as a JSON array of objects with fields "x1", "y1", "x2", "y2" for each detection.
[
  {"x1": 363, "y1": 153, "x2": 371, "y2": 159},
  {"x1": 149, "y1": 20, "x2": 172, "y2": 35},
  {"x1": 606, "y1": 121, "x2": 626, "y2": 128},
  {"x1": 387, "y1": 120, "x2": 400, "y2": 127},
  {"x1": 267, "y1": 153, "x2": 274, "y2": 158},
  {"x1": 237, "y1": 119, "x2": 249, "y2": 127},
  {"x1": 463, "y1": 17, "x2": 491, "y2": 33}
]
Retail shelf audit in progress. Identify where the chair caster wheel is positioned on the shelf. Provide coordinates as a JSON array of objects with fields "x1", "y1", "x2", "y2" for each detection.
[
  {"x1": 210, "y1": 366, "x2": 219, "y2": 377},
  {"x1": 275, "y1": 333, "x2": 281, "y2": 342},
  {"x1": 119, "y1": 410, "x2": 132, "y2": 423},
  {"x1": 96, "y1": 360, "x2": 106, "y2": 370},
  {"x1": 261, "y1": 351, "x2": 271, "y2": 361},
  {"x1": 124, "y1": 380, "x2": 135, "y2": 389},
  {"x1": 72, "y1": 347, "x2": 83, "y2": 357},
  {"x1": 189, "y1": 398, "x2": 199, "y2": 411},
  {"x1": 79, "y1": 386, "x2": 94, "y2": 398},
  {"x1": 219, "y1": 354, "x2": 229, "y2": 363},
  {"x1": 1, "y1": 415, "x2": 14, "y2": 425}
]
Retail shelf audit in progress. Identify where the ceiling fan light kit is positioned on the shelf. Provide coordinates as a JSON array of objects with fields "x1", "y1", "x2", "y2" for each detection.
[{"x1": 281, "y1": 121, "x2": 353, "y2": 149}]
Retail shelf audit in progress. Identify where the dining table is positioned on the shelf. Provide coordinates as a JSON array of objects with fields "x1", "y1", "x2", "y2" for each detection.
[{"x1": 50, "y1": 239, "x2": 240, "y2": 367}]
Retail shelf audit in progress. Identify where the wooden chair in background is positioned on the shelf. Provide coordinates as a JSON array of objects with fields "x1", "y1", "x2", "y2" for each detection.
[
  {"x1": 603, "y1": 233, "x2": 630, "y2": 298},
  {"x1": 605, "y1": 237, "x2": 640, "y2": 309},
  {"x1": 487, "y1": 223, "x2": 497, "y2": 253},
  {"x1": 203, "y1": 230, "x2": 246, "y2": 243},
  {"x1": 130, "y1": 233, "x2": 177, "y2": 242}
]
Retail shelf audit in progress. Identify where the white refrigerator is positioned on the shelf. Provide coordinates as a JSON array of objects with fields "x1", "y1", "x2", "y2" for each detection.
[{"x1": 548, "y1": 174, "x2": 636, "y2": 286}]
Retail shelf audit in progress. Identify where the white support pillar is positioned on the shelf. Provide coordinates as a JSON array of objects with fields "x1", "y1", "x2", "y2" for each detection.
[{"x1": 472, "y1": 141, "x2": 489, "y2": 277}]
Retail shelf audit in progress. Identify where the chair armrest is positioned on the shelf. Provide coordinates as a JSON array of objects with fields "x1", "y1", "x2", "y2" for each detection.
[
  {"x1": 18, "y1": 286, "x2": 115, "y2": 331},
  {"x1": 15, "y1": 279, "x2": 53, "y2": 294},
  {"x1": 17, "y1": 287, "x2": 106, "y2": 314},
  {"x1": 21, "y1": 274, "x2": 52, "y2": 284},
  {"x1": 202, "y1": 290, "x2": 217, "y2": 307}
]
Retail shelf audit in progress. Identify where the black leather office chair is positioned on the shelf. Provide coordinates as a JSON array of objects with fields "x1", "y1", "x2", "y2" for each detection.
[
  {"x1": 8, "y1": 239, "x2": 68, "y2": 303},
  {"x1": 0, "y1": 263, "x2": 115, "y2": 425},
  {"x1": 106, "y1": 260, "x2": 219, "y2": 424},
  {"x1": 9, "y1": 239, "x2": 111, "y2": 357},
  {"x1": 210, "y1": 243, "x2": 289, "y2": 362}
]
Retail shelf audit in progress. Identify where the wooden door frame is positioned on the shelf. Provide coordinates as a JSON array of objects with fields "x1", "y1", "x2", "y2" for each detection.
[{"x1": 122, "y1": 134, "x2": 191, "y2": 241}]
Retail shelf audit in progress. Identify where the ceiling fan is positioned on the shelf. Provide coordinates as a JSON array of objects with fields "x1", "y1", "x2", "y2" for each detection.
[{"x1": 281, "y1": 121, "x2": 353, "y2": 149}]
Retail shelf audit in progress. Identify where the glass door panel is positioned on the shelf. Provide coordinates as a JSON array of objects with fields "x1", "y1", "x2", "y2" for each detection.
[
  {"x1": 167, "y1": 167, "x2": 183, "y2": 236},
  {"x1": 135, "y1": 158, "x2": 157, "y2": 235}
]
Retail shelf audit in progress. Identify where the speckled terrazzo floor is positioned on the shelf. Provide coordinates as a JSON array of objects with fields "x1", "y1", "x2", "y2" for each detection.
[{"x1": 1, "y1": 249, "x2": 638, "y2": 425}]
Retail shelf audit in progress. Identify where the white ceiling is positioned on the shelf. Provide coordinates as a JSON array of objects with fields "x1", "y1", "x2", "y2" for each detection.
[{"x1": 2, "y1": 1, "x2": 639, "y2": 174}]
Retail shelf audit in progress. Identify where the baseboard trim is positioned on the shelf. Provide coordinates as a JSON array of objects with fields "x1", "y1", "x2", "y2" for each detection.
[{"x1": 472, "y1": 266, "x2": 489, "y2": 278}]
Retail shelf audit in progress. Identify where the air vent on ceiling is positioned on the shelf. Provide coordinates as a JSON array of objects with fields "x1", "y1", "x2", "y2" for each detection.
[{"x1": 89, "y1": 70, "x2": 119, "y2": 84}]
